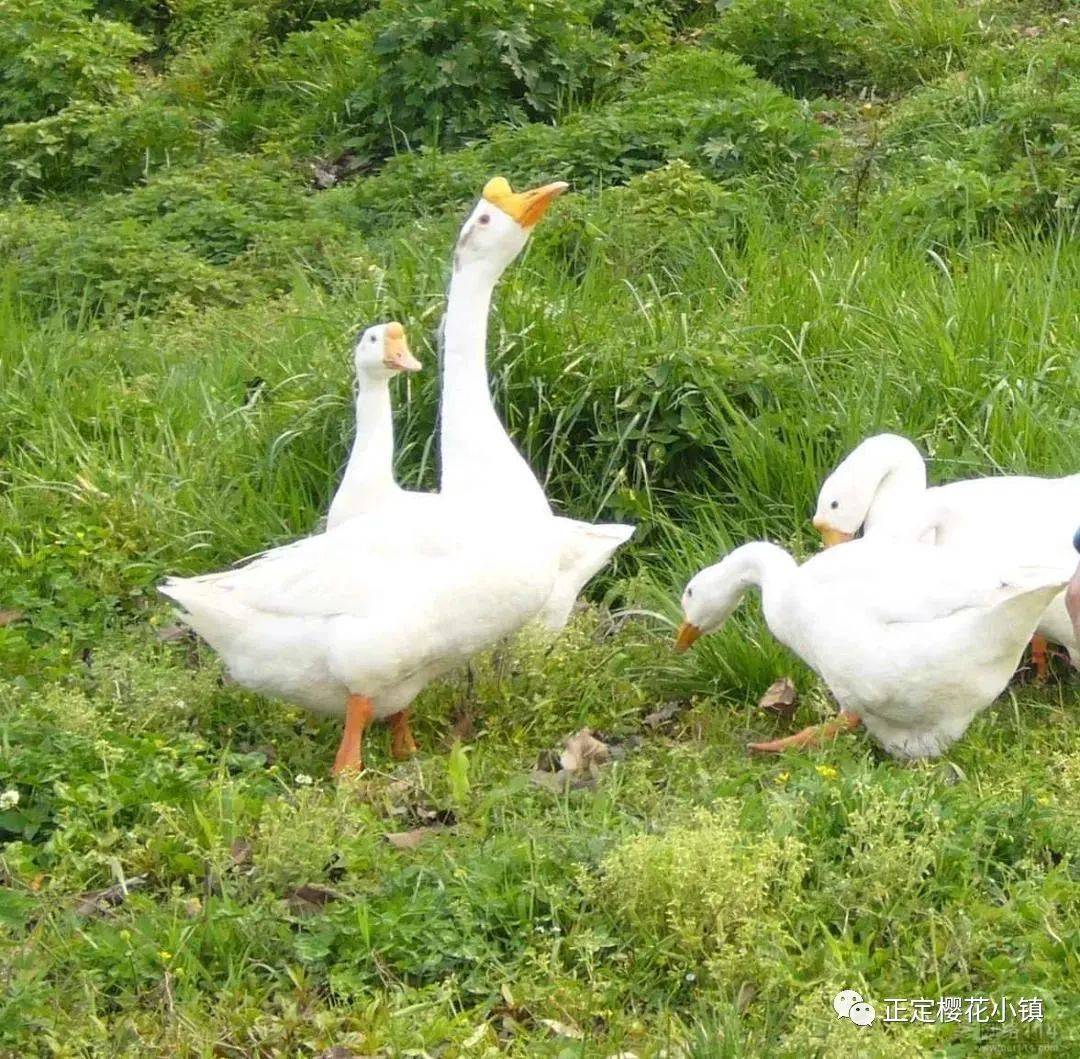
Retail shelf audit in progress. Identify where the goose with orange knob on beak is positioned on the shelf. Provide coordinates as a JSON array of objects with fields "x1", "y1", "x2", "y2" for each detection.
[
  {"x1": 675, "y1": 535, "x2": 1072, "y2": 759},
  {"x1": 159, "y1": 177, "x2": 624, "y2": 776},
  {"x1": 813, "y1": 433, "x2": 1080, "y2": 679},
  {"x1": 438, "y1": 176, "x2": 635, "y2": 630}
]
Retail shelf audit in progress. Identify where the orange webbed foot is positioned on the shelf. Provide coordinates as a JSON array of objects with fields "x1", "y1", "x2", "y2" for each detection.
[
  {"x1": 332, "y1": 694, "x2": 374, "y2": 776},
  {"x1": 749, "y1": 711, "x2": 862, "y2": 754},
  {"x1": 388, "y1": 709, "x2": 418, "y2": 760},
  {"x1": 1029, "y1": 634, "x2": 1050, "y2": 684}
]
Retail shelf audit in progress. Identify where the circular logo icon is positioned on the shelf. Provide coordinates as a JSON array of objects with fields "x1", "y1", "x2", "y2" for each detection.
[
  {"x1": 832, "y1": 989, "x2": 863, "y2": 1018},
  {"x1": 849, "y1": 1001, "x2": 877, "y2": 1027}
]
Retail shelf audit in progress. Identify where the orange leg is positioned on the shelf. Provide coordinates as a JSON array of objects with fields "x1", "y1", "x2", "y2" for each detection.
[
  {"x1": 332, "y1": 694, "x2": 375, "y2": 775},
  {"x1": 1029, "y1": 634, "x2": 1050, "y2": 684},
  {"x1": 388, "y1": 709, "x2": 418, "y2": 760},
  {"x1": 749, "y1": 711, "x2": 862, "y2": 754}
]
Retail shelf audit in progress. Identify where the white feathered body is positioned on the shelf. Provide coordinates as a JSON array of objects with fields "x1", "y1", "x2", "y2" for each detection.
[
  {"x1": 761, "y1": 539, "x2": 1070, "y2": 758},
  {"x1": 161, "y1": 501, "x2": 561, "y2": 718}
]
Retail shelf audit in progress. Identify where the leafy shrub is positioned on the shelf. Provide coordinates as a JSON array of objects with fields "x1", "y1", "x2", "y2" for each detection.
[
  {"x1": 343, "y1": 47, "x2": 829, "y2": 230},
  {"x1": 2, "y1": 209, "x2": 250, "y2": 317},
  {"x1": 1, "y1": 157, "x2": 360, "y2": 318},
  {"x1": 266, "y1": 0, "x2": 628, "y2": 161},
  {"x1": 0, "y1": 98, "x2": 199, "y2": 195},
  {"x1": 590, "y1": 805, "x2": 807, "y2": 982},
  {"x1": 714, "y1": 0, "x2": 987, "y2": 96},
  {"x1": 97, "y1": 157, "x2": 309, "y2": 263},
  {"x1": 872, "y1": 30, "x2": 1080, "y2": 237},
  {"x1": 0, "y1": 0, "x2": 148, "y2": 124}
]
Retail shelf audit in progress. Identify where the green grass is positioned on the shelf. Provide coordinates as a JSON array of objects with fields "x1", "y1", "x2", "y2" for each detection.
[{"x1": 2, "y1": 0, "x2": 1080, "y2": 1053}]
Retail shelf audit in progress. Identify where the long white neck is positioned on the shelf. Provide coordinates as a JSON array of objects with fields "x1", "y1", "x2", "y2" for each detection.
[
  {"x1": 326, "y1": 378, "x2": 397, "y2": 529},
  {"x1": 700, "y1": 542, "x2": 797, "y2": 641},
  {"x1": 861, "y1": 436, "x2": 927, "y2": 534},
  {"x1": 438, "y1": 263, "x2": 550, "y2": 516},
  {"x1": 730, "y1": 542, "x2": 798, "y2": 627}
]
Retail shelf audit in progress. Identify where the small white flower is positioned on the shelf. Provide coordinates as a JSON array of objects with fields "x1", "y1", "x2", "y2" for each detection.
[
  {"x1": 684, "y1": 972, "x2": 697, "y2": 983},
  {"x1": 0, "y1": 789, "x2": 19, "y2": 810},
  {"x1": 295, "y1": 774, "x2": 314, "y2": 787}
]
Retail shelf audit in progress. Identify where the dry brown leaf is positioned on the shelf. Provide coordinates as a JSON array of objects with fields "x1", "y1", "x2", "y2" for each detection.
[
  {"x1": 0, "y1": 609, "x2": 24, "y2": 627},
  {"x1": 75, "y1": 875, "x2": 148, "y2": 917},
  {"x1": 642, "y1": 701, "x2": 687, "y2": 730},
  {"x1": 559, "y1": 728, "x2": 610, "y2": 773},
  {"x1": 538, "y1": 1018, "x2": 583, "y2": 1040},
  {"x1": 228, "y1": 839, "x2": 253, "y2": 869},
  {"x1": 384, "y1": 827, "x2": 442, "y2": 850},
  {"x1": 286, "y1": 883, "x2": 339, "y2": 915},
  {"x1": 757, "y1": 677, "x2": 798, "y2": 720},
  {"x1": 449, "y1": 706, "x2": 475, "y2": 743}
]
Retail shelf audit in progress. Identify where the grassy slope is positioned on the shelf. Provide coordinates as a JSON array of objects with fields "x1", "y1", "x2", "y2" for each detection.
[{"x1": 2, "y1": 0, "x2": 1080, "y2": 1054}]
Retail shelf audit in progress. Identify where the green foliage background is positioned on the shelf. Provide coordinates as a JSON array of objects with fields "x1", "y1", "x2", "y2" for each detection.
[{"x1": 1, "y1": 0, "x2": 1078, "y2": 1053}]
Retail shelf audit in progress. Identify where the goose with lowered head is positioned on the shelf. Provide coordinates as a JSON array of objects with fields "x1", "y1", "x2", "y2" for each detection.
[
  {"x1": 675, "y1": 537, "x2": 1070, "y2": 759},
  {"x1": 813, "y1": 433, "x2": 1080, "y2": 676}
]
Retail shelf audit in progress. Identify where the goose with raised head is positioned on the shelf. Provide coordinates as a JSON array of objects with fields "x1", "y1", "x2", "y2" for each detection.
[
  {"x1": 326, "y1": 321, "x2": 421, "y2": 530},
  {"x1": 439, "y1": 176, "x2": 634, "y2": 626},
  {"x1": 813, "y1": 433, "x2": 1080, "y2": 676},
  {"x1": 675, "y1": 537, "x2": 1070, "y2": 759},
  {"x1": 158, "y1": 183, "x2": 580, "y2": 774}
]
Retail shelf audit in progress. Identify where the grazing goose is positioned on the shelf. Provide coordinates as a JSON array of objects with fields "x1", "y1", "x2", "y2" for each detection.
[
  {"x1": 675, "y1": 537, "x2": 1070, "y2": 759},
  {"x1": 813, "y1": 433, "x2": 1080, "y2": 675},
  {"x1": 326, "y1": 322, "x2": 421, "y2": 529}
]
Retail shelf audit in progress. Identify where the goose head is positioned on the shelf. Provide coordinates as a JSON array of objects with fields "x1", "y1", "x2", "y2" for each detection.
[
  {"x1": 813, "y1": 434, "x2": 926, "y2": 547},
  {"x1": 1067, "y1": 526, "x2": 1080, "y2": 645},
  {"x1": 674, "y1": 566, "x2": 738, "y2": 652},
  {"x1": 453, "y1": 177, "x2": 569, "y2": 281},
  {"x1": 354, "y1": 322, "x2": 420, "y2": 380},
  {"x1": 812, "y1": 458, "x2": 882, "y2": 547}
]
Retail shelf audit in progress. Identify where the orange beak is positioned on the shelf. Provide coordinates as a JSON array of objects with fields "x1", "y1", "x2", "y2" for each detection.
[
  {"x1": 674, "y1": 621, "x2": 703, "y2": 653},
  {"x1": 812, "y1": 517, "x2": 854, "y2": 548},
  {"x1": 482, "y1": 177, "x2": 569, "y2": 228},
  {"x1": 382, "y1": 321, "x2": 421, "y2": 373}
]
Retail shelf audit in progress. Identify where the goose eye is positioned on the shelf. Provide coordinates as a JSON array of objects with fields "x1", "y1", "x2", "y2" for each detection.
[
  {"x1": 370, "y1": 335, "x2": 377, "y2": 343},
  {"x1": 686, "y1": 588, "x2": 693, "y2": 599},
  {"x1": 830, "y1": 500, "x2": 839, "y2": 510},
  {"x1": 478, "y1": 213, "x2": 491, "y2": 225}
]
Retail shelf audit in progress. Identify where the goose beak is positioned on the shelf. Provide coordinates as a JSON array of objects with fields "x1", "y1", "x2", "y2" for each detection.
[
  {"x1": 674, "y1": 621, "x2": 703, "y2": 653},
  {"x1": 813, "y1": 517, "x2": 854, "y2": 548},
  {"x1": 482, "y1": 177, "x2": 569, "y2": 228},
  {"x1": 382, "y1": 322, "x2": 421, "y2": 373}
]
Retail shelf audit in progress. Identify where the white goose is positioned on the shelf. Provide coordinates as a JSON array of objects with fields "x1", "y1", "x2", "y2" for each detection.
[
  {"x1": 675, "y1": 538, "x2": 1071, "y2": 759},
  {"x1": 326, "y1": 321, "x2": 421, "y2": 529},
  {"x1": 813, "y1": 433, "x2": 1080, "y2": 674},
  {"x1": 325, "y1": 179, "x2": 633, "y2": 630},
  {"x1": 439, "y1": 177, "x2": 634, "y2": 629},
  {"x1": 160, "y1": 181, "x2": 576, "y2": 774}
]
